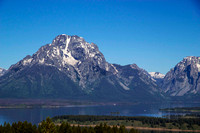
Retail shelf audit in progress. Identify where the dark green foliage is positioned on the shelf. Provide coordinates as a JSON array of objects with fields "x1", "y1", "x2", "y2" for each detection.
[
  {"x1": 1, "y1": 121, "x2": 38, "y2": 133},
  {"x1": 38, "y1": 117, "x2": 57, "y2": 133},
  {"x1": 52, "y1": 115, "x2": 200, "y2": 130},
  {"x1": 0, "y1": 117, "x2": 139, "y2": 133}
]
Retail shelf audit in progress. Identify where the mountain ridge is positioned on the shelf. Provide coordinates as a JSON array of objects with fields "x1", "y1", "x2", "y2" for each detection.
[
  {"x1": 0, "y1": 34, "x2": 162, "y2": 102},
  {"x1": 1, "y1": 34, "x2": 200, "y2": 102}
]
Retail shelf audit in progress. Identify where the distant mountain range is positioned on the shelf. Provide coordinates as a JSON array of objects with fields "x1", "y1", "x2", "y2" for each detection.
[
  {"x1": 0, "y1": 34, "x2": 199, "y2": 102},
  {"x1": 149, "y1": 72, "x2": 165, "y2": 87}
]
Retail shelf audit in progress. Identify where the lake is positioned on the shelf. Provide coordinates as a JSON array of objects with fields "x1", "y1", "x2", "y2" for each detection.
[{"x1": 0, "y1": 102, "x2": 199, "y2": 125}]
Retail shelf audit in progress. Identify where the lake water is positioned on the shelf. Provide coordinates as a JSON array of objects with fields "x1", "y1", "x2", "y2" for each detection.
[{"x1": 0, "y1": 102, "x2": 199, "y2": 125}]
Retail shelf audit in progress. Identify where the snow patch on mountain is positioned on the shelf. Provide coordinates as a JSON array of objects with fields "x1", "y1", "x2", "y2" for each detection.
[
  {"x1": 0, "y1": 68, "x2": 6, "y2": 76},
  {"x1": 39, "y1": 58, "x2": 45, "y2": 64},
  {"x1": 149, "y1": 72, "x2": 165, "y2": 79},
  {"x1": 119, "y1": 81, "x2": 130, "y2": 90},
  {"x1": 197, "y1": 63, "x2": 200, "y2": 72},
  {"x1": 110, "y1": 64, "x2": 118, "y2": 74},
  {"x1": 23, "y1": 58, "x2": 33, "y2": 65}
]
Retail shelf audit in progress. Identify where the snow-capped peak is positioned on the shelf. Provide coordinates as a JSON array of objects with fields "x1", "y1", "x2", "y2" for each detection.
[
  {"x1": 184, "y1": 56, "x2": 200, "y2": 60},
  {"x1": 149, "y1": 72, "x2": 165, "y2": 79},
  {"x1": 9, "y1": 34, "x2": 118, "y2": 88},
  {"x1": 23, "y1": 34, "x2": 103, "y2": 67}
]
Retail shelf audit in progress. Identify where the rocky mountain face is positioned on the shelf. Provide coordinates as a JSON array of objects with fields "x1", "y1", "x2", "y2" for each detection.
[
  {"x1": 149, "y1": 72, "x2": 165, "y2": 86},
  {"x1": 111, "y1": 64, "x2": 162, "y2": 100},
  {"x1": 114, "y1": 64, "x2": 158, "y2": 92},
  {"x1": 7, "y1": 35, "x2": 116, "y2": 90},
  {"x1": 0, "y1": 34, "x2": 161, "y2": 101},
  {"x1": 0, "y1": 68, "x2": 6, "y2": 77},
  {"x1": 162, "y1": 56, "x2": 200, "y2": 96},
  {"x1": 1, "y1": 34, "x2": 199, "y2": 101}
]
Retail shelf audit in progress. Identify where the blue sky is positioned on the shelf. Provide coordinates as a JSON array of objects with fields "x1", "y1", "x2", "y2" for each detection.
[{"x1": 0, "y1": 0, "x2": 200, "y2": 74}]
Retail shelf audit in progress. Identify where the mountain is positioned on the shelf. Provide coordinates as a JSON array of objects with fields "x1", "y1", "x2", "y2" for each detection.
[
  {"x1": 149, "y1": 72, "x2": 165, "y2": 79},
  {"x1": 110, "y1": 64, "x2": 161, "y2": 100},
  {"x1": 149, "y1": 72, "x2": 165, "y2": 86},
  {"x1": 0, "y1": 34, "x2": 162, "y2": 101},
  {"x1": 0, "y1": 68, "x2": 6, "y2": 77},
  {"x1": 162, "y1": 56, "x2": 200, "y2": 97}
]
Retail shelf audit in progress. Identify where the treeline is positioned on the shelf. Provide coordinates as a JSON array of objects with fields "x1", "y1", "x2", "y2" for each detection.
[
  {"x1": 0, "y1": 117, "x2": 139, "y2": 133},
  {"x1": 161, "y1": 107, "x2": 200, "y2": 111},
  {"x1": 52, "y1": 115, "x2": 200, "y2": 125},
  {"x1": 53, "y1": 115, "x2": 200, "y2": 130},
  {"x1": 134, "y1": 116, "x2": 200, "y2": 127}
]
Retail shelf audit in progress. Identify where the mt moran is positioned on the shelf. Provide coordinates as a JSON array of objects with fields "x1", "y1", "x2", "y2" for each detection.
[{"x1": 0, "y1": 34, "x2": 199, "y2": 102}]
